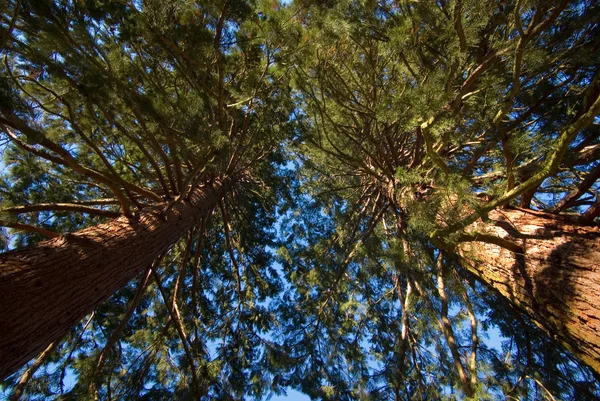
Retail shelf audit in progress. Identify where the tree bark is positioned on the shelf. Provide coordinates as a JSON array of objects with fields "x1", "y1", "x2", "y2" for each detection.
[
  {"x1": 458, "y1": 208, "x2": 600, "y2": 374},
  {"x1": 0, "y1": 178, "x2": 235, "y2": 380}
]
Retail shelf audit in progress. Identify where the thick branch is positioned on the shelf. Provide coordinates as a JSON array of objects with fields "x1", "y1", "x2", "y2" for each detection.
[
  {"x1": 551, "y1": 163, "x2": 600, "y2": 214},
  {"x1": 436, "y1": 253, "x2": 473, "y2": 397},
  {"x1": 582, "y1": 196, "x2": 600, "y2": 223},
  {"x1": 93, "y1": 263, "x2": 155, "y2": 379},
  {"x1": 419, "y1": 120, "x2": 450, "y2": 174},
  {"x1": 9, "y1": 341, "x2": 57, "y2": 401},
  {"x1": 0, "y1": 220, "x2": 59, "y2": 239},
  {"x1": 453, "y1": 0, "x2": 467, "y2": 53},
  {"x1": 152, "y1": 268, "x2": 201, "y2": 397},
  {"x1": 2, "y1": 203, "x2": 120, "y2": 218},
  {"x1": 1, "y1": 120, "x2": 133, "y2": 215}
]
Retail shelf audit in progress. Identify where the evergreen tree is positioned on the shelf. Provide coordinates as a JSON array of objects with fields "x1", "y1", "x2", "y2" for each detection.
[
  {"x1": 0, "y1": 0, "x2": 599, "y2": 400},
  {"x1": 273, "y1": 0, "x2": 600, "y2": 399},
  {"x1": 1, "y1": 0, "x2": 294, "y2": 398}
]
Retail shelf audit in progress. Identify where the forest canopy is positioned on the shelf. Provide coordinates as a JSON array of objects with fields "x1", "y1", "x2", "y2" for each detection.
[{"x1": 1, "y1": 0, "x2": 600, "y2": 400}]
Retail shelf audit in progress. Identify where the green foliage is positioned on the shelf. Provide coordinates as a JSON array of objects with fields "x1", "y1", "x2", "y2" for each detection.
[
  {"x1": 271, "y1": 0, "x2": 600, "y2": 399},
  {"x1": 1, "y1": 0, "x2": 600, "y2": 400}
]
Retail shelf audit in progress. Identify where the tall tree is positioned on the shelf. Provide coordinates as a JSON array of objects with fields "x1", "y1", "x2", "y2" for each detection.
[
  {"x1": 0, "y1": 0, "x2": 293, "y2": 396},
  {"x1": 1, "y1": 0, "x2": 600, "y2": 400},
  {"x1": 274, "y1": 0, "x2": 600, "y2": 398}
]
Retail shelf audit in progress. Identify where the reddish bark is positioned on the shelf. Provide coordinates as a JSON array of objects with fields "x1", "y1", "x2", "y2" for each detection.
[
  {"x1": 458, "y1": 208, "x2": 600, "y2": 373},
  {"x1": 0, "y1": 178, "x2": 235, "y2": 380}
]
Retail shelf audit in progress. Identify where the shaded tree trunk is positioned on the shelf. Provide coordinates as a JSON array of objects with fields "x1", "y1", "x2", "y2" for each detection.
[
  {"x1": 458, "y1": 208, "x2": 600, "y2": 374},
  {"x1": 0, "y1": 178, "x2": 236, "y2": 380}
]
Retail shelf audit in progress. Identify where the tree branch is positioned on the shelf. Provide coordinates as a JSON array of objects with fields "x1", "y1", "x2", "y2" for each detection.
[
  {"x1": 435, "y1": 252, "x2": 473, "y2": 397},
  {"x1": 434, "y1": 84, "x2": 600, "y2": 237},
  {"x1": 2, "y1": 203, "x2": 120, "y2": 218},
  {"x1": 551, "y1": 163, "x2": 600, "y2": 214},
  {"x1": 152, "y1": 266, "x2": 202, "y2": 398},
  {"x1": 9, "y1": 341, "x2": 57, "y2": 401},
  {"x1": 453, "y1": 0, "x2": 467, "y2": 53},
  {"x1": 0, "y1": 220, "x2": 59, "y2": 239},
  {"x1": 0, "y1": 119, "x2": 133, "y2": 215}
]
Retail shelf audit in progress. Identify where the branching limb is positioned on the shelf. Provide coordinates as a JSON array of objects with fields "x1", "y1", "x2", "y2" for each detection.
[
  {"x1": 393, "y1": 272, "x2": 413, "y2": 384},
  {"x1": 419, "y1": 120, "x2": 450, "y2": 174},
  {"x1": 91, "y1": 261, "x2": 156, "y2": 396},
  {"x1": 219, "y1": 200, "x2": 243, "y2": 297},
  {"x1": 128, "y1": 108, "x2": 180, "y2": 196},
  {"x1": 552, "y1": 157, "x2": 600, "y2": 214},
  {"x1": 1, "y1": 120, "x2": 133, "y2": 215},
  {"x1": 435, "y1": 252, "x2": 473, "y2": 397},
  {"x1": 453, "y1": 268, "x2": 479, "y2": 389},
  {"x1": 2, "y1": 203, "x2": 120, "y2": 218},
  {"x1": 455, "y1": 232, "x2": 523, "y2": 254},
  {"x1": 9, "y1": 341, "x2": 57, "y2": 401},
  {"x1": 582, "y1": 196, "x2": 600, "y2": 223},
  {"x1": 152, "y1": 266, "x2": 202, "y2": 398},
  {"x1": 492, "y1": 0, "x2": 570, "y2": 192},
  {"x1": 0, "y1": 220, "x2": 59, "y2": 239},
  {"x1": 0, "y1": 0, "x2": 21, "y2": 51},
  {"x1": 191, "y1": 213, "x2": 210, "y2": 340},
  {"x1": 434, "y1": 86, "x2": 600, "y2": 238},
  {"x1": 453, "y1": 0, "x2": 467, "y2": 53},
  {"x1": 102, "y1": 112, "x2": 171, "y2": 198}
]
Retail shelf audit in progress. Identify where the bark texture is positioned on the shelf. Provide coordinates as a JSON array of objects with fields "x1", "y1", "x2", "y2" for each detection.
[
  {"x1": 0, "y1": 178, "x2": 235, "y2": 380},
  {"x1": 458, "y1": 208, "x2": 600, "y2": 373}
]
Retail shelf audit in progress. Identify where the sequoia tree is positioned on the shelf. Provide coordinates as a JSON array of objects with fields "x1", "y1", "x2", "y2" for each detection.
[
  {"x1": 273, "y1": 0, "x2": 600, "y2": 398},
  {"x1": 0, "y1": 0, "x2": 294, "y2": 397},
  {"x1": 1, "y1": 0, "x2": 600, "y2": 400}
]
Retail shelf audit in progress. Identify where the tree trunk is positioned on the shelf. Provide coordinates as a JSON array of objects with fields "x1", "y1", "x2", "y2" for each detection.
[
  {"x1": 458, "y1": 208, "x2": 600, "y2": 374},
  {"x1": 0, "y1": 178, "x2": 235, "y2": 380}
]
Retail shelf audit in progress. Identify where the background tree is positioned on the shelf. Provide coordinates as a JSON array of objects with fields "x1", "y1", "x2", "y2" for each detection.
[{"x1": 272, "y1": 0, "x2": 600, "y2": 399}]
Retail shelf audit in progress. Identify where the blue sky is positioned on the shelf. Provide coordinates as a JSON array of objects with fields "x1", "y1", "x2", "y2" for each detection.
[{"x1": 272, "y1": 389, "x2": 310, "y2": 400}]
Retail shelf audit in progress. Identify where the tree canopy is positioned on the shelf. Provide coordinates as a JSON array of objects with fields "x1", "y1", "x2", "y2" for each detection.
[{"x1": 1, "y1": 0, "x2": 600, "y2": 400}]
